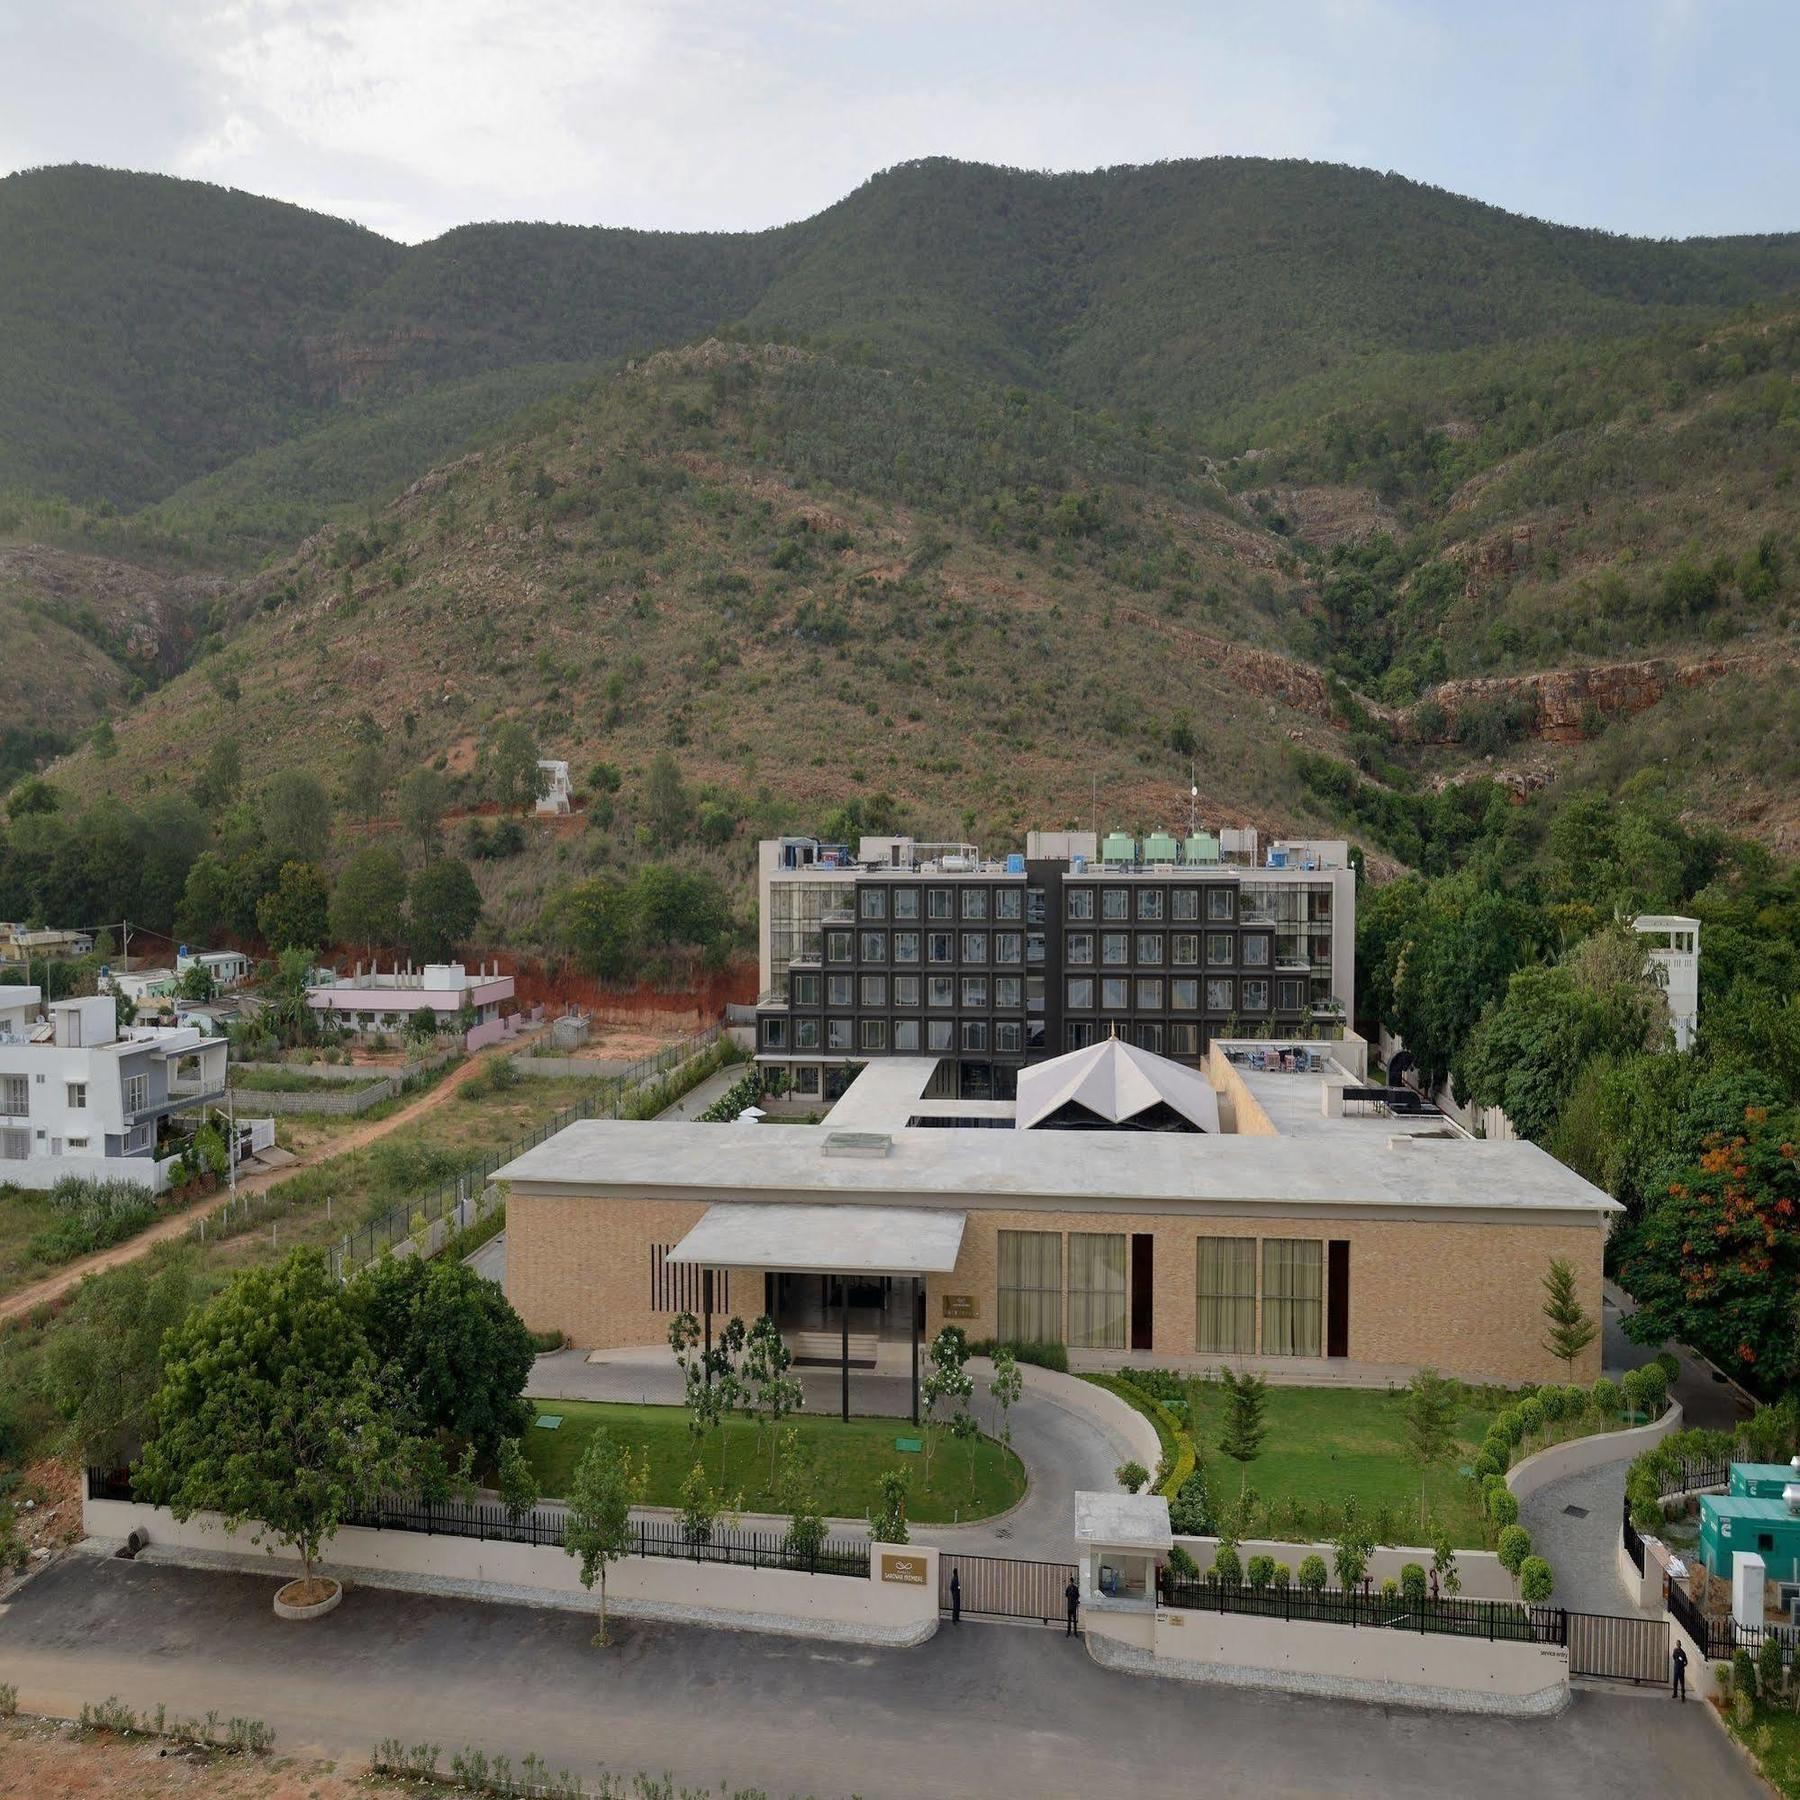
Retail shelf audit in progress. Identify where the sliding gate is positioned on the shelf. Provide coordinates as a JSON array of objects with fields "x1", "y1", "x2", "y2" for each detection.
[
  {"x1": 940, "y1": 1552, "x2": 1076, "y2": 1625},
  {"x1": 1567, "y1": 1611, "x2": 1668, "y2": 1684}
]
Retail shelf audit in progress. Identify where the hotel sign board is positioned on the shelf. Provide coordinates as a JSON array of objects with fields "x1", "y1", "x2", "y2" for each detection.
[
  {"x1": 940, "y1": 1294, "x2": 978, "y2": 1320},
  {"x1": 880, "y1": 1553, "x2": 929, "y2": 1586}
]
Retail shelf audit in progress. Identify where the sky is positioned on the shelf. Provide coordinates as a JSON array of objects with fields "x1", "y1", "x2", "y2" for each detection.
[{"x1": 1, "y1": 0, "x2": 1796, "y2": 245}]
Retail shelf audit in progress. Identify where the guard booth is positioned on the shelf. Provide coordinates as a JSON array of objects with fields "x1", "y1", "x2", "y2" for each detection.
[{"x1": 1073, "y1": 1490, "x2": 1172, "y2": 1651}]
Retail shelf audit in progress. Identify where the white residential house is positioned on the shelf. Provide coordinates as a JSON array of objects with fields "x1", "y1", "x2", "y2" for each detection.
[
  {"x1": 113, "y1": 967, "x2": 178, "y2": 1005},
  {"x1": 306, "y1": 961, "x2": 514, "y2": 1036},
  {"x1": 1634, "y1": 915, "x2": 1701, "y2": 1052},
  {"x1": 0, "y1": 990, "x2": 229, "y2": 1192},
  {"x1": 535, "y1": 758, "x2": 573, "y2": 816},
  {"x1": 176, "y1": 946, "x2": 251, "y2": 990}
]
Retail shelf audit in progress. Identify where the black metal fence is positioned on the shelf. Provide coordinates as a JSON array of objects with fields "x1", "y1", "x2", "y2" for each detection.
[
  {"x1": 1668, "y1": 1577, "x2": 1736, "y2": 1659},
  {"x1": 1161, "y1": 1578, "x2": 1566, "y2": 1645},
  {"x1": 1667, "y1": 1457, "x2": 1731, "y2": 1497},
  {"x1": 328, "y1": 1025, "x2": 724, "y2": 1279},
  {"x1": 1622, "y1": 1498, "x2": 1646, "y2": 1575}
]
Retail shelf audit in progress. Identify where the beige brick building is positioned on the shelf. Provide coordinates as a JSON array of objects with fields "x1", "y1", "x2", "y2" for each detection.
[{"x1": 499, "y1": 1040, "x2": 1616, "y2": 1393}]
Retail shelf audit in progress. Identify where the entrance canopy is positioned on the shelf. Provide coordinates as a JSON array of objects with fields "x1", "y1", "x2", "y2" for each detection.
[{"x1": 666, "y1": 1203, "x2": 965, "y2": 1278}]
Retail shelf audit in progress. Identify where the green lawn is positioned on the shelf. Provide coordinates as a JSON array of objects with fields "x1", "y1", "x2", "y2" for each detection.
[
  {"x1": 1729, "y1": 1700, "x2": 1800, "y2": 1797},
  {"x1": 518, "y1": 1399, "x2": 1025, "y2": 1526}
]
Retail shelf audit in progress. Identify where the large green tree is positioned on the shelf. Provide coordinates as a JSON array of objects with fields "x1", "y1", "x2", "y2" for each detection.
[
  {"x1": 262, "y1": 768, "x2": 333, "y2": 862},
  {"x1": 255, "y1": 859, "x2": 331, "y2": 953},
  {"x1": 397, "y1": 767, "x2": 450, "y2": 855},
  {"x1": 330, "y1": 845, "x2": 408, "y2": 959},
  {"x1": 135, "y1": 1251, "x2": 419, "y2": 1586},
  {"x1": 486, "y1": 722, "x2": 546, "y2": 814},
  {"x1": 407, "y1": 858, "x2": 482, "y2": 961}
]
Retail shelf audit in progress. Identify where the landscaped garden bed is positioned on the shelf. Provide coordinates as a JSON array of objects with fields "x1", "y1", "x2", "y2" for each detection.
[{"x1": 518, "y1": 1399, "x2": 1025, "y2": 1524}]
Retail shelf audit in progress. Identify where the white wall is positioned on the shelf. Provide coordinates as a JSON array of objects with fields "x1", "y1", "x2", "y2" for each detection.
[
  {"x1": 2, "y1": 1149, "x2": 172, "y2": 1193},
  {"x1": 1503, "y1": 1402, "x2": 1684, "y2": 1504}
]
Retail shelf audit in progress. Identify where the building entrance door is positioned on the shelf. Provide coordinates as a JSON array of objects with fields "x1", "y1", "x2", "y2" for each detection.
[{"x1": 1130, "y1": 1234, "x2": 1154, "y2": 1351}]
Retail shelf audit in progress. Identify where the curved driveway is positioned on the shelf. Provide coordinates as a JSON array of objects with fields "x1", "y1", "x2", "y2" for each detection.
[{"x1": 527, "y1": 1348, "x2": 1150, "y2": 1561}]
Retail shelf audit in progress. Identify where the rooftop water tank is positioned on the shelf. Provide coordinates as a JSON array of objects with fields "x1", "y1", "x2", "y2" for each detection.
[
  {"x1": 1005, "y1": 852, "x2": 1026, "y2": 874},
  {"x1": 1143, "y1": 831, "x2": 1178, "y2": 864},
  {"x1": 1184, "y1": 832, "x2": 1218, "y2": 865},
  {"x1": 1101, "y1": 832, "x2": 1136, "y2": 866}
]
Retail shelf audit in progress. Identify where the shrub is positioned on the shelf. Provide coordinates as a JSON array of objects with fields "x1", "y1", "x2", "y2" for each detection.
[
  {"x1": 1518, "y1": 1556, "x2": 1554, "y2": 1604},
  {"x1": 1400, "y1": 1562, "x2": 1427, "y2": 1603},
  {"x1": 1297, "y1": 1554, "x2": 1328, "y2": 1594},
  {"x1": 529, "y1": 1328, "x2": 567, "y2": 1353},
  {"x1": 1621, "y1": 1368, "x2": 1648, "y2": 1417},
  {"x1": 1592, "y1": 1377, "x2": 1623, "y2": 1420},
  {"x1": 1487, "y1": 1488, "x2": 1520, "y2": 1529},
  {"x1": 1539, "y1": 1386, "x2": 1568, "y2": 1425},
  {"x1": 1654, "y1": 1351, "x2": 1682, "y2": 1388},
  {"x1": 1212, "y1": 1543, "x2": 1242, "y2": 1584},
  {"x1": 1734, "y1": 1646, "x2": 1759, "y2": 1702},
  {"x1": 1759, "y1": 1633, "x2": 1786, "y2": 1700},
  {"x1": 1497, "y1": 1525, "x2": 1532, "y2": 1580},
  {"x1": 1635, "y1": 1364, "x2": 1669, "y2": 1417},
  {"x1": 1168, "y1": 1467, "x2": 1213, "y2": 1537},
  {"x1": 1474, "y1": 1446, "x2": 1508, "y2": 1481},
  {"x1": 1272, "y1": 1562, "x2": 1292, "y2": 1591},
  {"x1": 0, "y1": 1682, "x2": 15, "y2": 1718},
  {"x1": 1247, "y1": 1554, "x2": 1275, "y2": 1590},
  {"x1": 1516, "y1": 1396, "x2": 1547, "y2": 1440},
  {"x1": 968, "y1": 1338, "x2": 1068, "y2": 1374},
  {"x1": 1496, "y1": 1409, "x2": 1526, "y2": 1446},
  {"x1": 1380, "y1": 1577, "x2": 1400, "y2": 1600},
  {"x1": 1166, "y1": 1545, "x2": 1199, "y2": 1582},
  {"x1": 1115, "y1": 1460, "x2": 1149, "y2": 1495},
  {"x1": 1561, "y1": 1384, "x2": 1588, "y2": 1420}
]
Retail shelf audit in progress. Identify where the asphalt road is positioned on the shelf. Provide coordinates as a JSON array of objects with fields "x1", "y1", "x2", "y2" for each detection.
[{"x1": 0, "y1": 1558, "x2": 1757, "y2": 1800}]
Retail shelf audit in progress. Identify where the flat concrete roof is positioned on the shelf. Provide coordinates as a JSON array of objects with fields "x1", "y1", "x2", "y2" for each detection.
[
  {"x1": 496, "y1": 1118, "x2": 1620, "y2": 1220},
  {"x1": 667, "y1": 1203, "x2": 966, "y2": 1275},
  {"x1": 1236, "y1": 1063, "x2": 1467, "y2": 1141},
  {"x1": 819, "y1": 1058, "x2": 940, "y2": 1131},
  {"x1": 1074, "y1": 1491, "x2": 1172, "y2": 1550}
]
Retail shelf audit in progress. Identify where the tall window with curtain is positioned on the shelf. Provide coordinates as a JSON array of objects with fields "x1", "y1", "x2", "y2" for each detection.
[
  {"x1": 996, "y1": 1230, "x2": 1062, "y2": 1343},
  {"x1": 1261, "y1": 1239, "x2": 1323, "y2": 1356},
  {"x1": 1195, "y1": 1237, "x2": 1256, "y2": 1354},
  {"x1": 1067, "y1": 1233, "x2": 1127, "y2": 1350}
]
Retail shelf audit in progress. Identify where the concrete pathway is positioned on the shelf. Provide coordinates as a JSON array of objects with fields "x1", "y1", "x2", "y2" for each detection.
[
  {"x1": 527, "y1": 1348, "x2": 1143, "y2": 1560},
  {"x1": 1518, "y1": 1458, "x2": 1647, "y2": 1617},
  {"x1": 1603, "y1": 1282, "x2": 1753, "y2": 1433},
  {"x1": 0, "y1": 1558, "x2": 1760, "y2": 1800}
]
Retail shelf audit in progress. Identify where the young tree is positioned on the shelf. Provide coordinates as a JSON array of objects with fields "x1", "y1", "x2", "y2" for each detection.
[
  {"x1": 134, "y1": 1250, "x2": 416, "y2": 1592},
  {"x1": 342, "y1": 740, "x2": 387, "y2": 821},
  {"x1": 496, "y1": 1437, "x2": 540, "y2": 1523},
  {"x1": 1217, "y1": 1365, "x2": 1269, "y2": 1497},
  {"x1": 642, "y1": 751, "x2": 693, "y2": 846},
  {"x1": 1497, "y1": 1524, "x2": 1533, "y2": 1596},
  {"x1": 255, "y1": 860, "x2": 331, "y2": 954},
  {"x1": 1430, "y1": 1521, "x2": 1463, "y2": 1599},
  {"x1": 192, "y1": 737, "x2": 243, "y2": 813},
  {"x1": 397, "y1": 768, "x2": 450, "y2": 855},
  {"x1": 869, "y1": 1468, "x2": 910, "y2": 1545},
  {"x1": 486, "y1": 722, "x2": 545, "y2": 815},
  {"x1": 988, "y1": 1346, "x2": 1022, "y2": 1451},
  {"x1": 1115, "y1": 1460, "x2": 1150, "y2": 1494},
  {"x1": 1518, "y1": 1556, "x2": 1555, "y2": 1605},
  {"x1": 1331, "y1": 1499, "x2": 1373, "y2": 1594},
  {"x1": 174, "y1": 961, "x2": 217, "y2": 1003},
  {"x1": 1541, "y1": 1258, "x2": 1598, "y2": 1377},
  {"x1": 563, "y1": 1433, "x2": 648, "y2": 1646},
  {"x1": 262, "y1": 769, "x2": 333, "y2": 863},
  {"x1": 742, "y1": 1314, "x2": 806, "y2": 1486},
  {"x1": 44, "y1": 1252, "x2": 205, "y2": 1467},
  {"x1": 920, "y1": 1326, "x2": 973, "y2": 1488},
  {"x1": 1400, "y1": 1366, "x2": 1460, "y2": 1532},
  {"x1": 330, "y1": 846, "x2": 408, "y2": 960},
  {"x1": 408, "y1": 858, "x2": 483, "y2": 961}
]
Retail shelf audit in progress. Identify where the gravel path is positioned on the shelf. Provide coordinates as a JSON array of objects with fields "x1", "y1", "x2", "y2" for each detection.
[{"x1": 1518, "y1": 1458, "x2": 1647, "y2": 1616}]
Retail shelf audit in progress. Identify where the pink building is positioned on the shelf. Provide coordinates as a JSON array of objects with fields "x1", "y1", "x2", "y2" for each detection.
[{"x1": 306, "y1": 962, "x2": 514, "y2": 1036}]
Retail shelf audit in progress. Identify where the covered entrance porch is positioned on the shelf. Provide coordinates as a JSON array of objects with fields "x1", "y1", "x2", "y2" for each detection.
[{"x1": 666, "y1": 1203, "x2": 967, "y2": 1424}]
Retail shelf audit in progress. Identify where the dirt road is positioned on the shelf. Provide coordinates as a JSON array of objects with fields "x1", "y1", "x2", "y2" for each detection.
[{"x1": 0, "y1": 1041, "x2": 517, "y2": 1323}]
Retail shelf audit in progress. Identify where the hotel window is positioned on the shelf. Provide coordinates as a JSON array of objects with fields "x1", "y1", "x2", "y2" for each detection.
[
  {"x1": 1066, "y1": 932, "x2": 1094, "y2": 966},
  {"x1": 961, "y1": 976, "x2": 988, "y2": 1008},
  {"x1": 1262, "y1": 1239, "x2": 1323, "y2": 1356},
  {"x1": 1028, "y1": 887, "x2": 1047, "y2": 925},
  {"x1": 995, "y1": 976, "x2": 1022, "y2": 1008},
  {"x1": 961, "y1": 1020, "x2": 988, "y2": 1052},
  {"x1": 792, "y1": 973, "x2": 820, "y2": 1006},
  {"x1": 996, "y1": 1020, "x2": 1023, "y2": 1054},
  {"x1": 1101, "y1": 933, "x2": 1129, "y2": 966},
  {"x1": 1206, "y1": 934, "x2": 1234, "y2": 965},
  {"x1": 928, "y1": 889, "x2": 955, "y2": 920},
  {"x1": 996, "y1": 888, "x2": 1023, "y2": 920},
  {"x1": 961, "y1": 932, "x2": 988, "y2": 964},
  {"x1": 1067, "y1": 977, "x2": 1095, "y2": 1009},
  {"x1": 1066, "y1": 888, "x2": 1095, "y2": 921},
  {"x1": 1309, "y1": 889, "x2": 1332, "y2": 921},
  {"x1": 67, "y1": 1082, "x2": 87, "y2": 1109},
  {"x1": 796, "y1": 1018, "x2": 820, "y2": 1049},
  {"x1": 997, "y1": 1230, "x2": 1063, "y2": 1343},
  {"x1": 962, "y1": 888, "x2": 988, "y2": 921},
  {"x1": 1136, "y1": 933, "x2": 1164, "y2": 965},
  {"x1": 928, "y1": 1020, "x2": 955, "y2": 1052},
  {"x1": 762, "y1": 1018, "x2": 788, "y2": 1049},
  {"x1": 827, "y1": 1019, "x2": 854, "y2": 1050},
  {"x1": 860, "y1": 975, "x2": 887, "y2": 1007},
  {"x1": 1026, "y1": 976, "x2": 1045, "y2": 1015},
  {"x1": 893, "y1": 931, "x2": 920, "y2": 964},
  {"x1": 893, "y1": 1020, "x2": 921, "y2": 1052},
  {"x1": 1068, "y1": 1232, "x2": 1127, "y2": 1350},
  {"x1": 1242, "y1": 935, "x2": 1271, "y2": 967},
  {"x1": 859, "y1": 931, "x2": 886, "y2": 962},
  {"x1": 1168, "y1": 1022, "x2": 1199, "y2": 1056},
  {"x1": 1136, "y1": 978, "x2": 1164, "y2": 1010},
  {"x1": 893, "y1": 975, "x2": 920, "y2": 1006},
  {"x1": 860, "y1": 888, "x2": 887, "y2": 920},
  {"x1": 1171, "y1": 888, "x2": 1199, "y2": 921},
  {"x1": 828, "y1": 974, "x2": 854, "y2": 1007},
  {"x1": 995, "y1": 932, "x2": 1022, "y2": 964},
  {"x1": 928, "y1": 932, "x2": 955, "y2": 963},
  {"x1": 1102, "y1": 889, "x2": 1130, "y2": 921},
  {"x1": 1134, "y1": 1022, "x2": 1163, "y2": 1054},
  {"x1": 1206, "y1": 977, "x2": 1234, "y2": 1011},
  {"x1": 1101, "y1": 976, "x2": 1129, "y2": 1010},
  {"x1": 1171, "y1": 933, "x2": 1198, "y2": 966},
  {"x1": 1027, "y1": 931, "x2": 1046, "y2": 965},
  {"x1": 1208, "y1": 887, "x2": 1235, "y2": 920},
  {"x1": 1171, "y1": 978, "x2": 1199, "y2": 1010},
  {"x1": 1278, "y1": 979, "x2": 1304, "y2": 1010},
  {"x1": 1137, "y1": 888, "x2": 1163, "y2": 921},
  {"x1": 893, "y1": 887, "x2": 920, "y2": 920},
  {"x1": 827, "y1": 930, "x2": 852, "y2": 962},
  {"x1": 1196, "y1": 1237, "x2": 1256, "y2": 1355},
  {"x1": 860, "y1": 1019, "x2": 887, "y2": 1051},
  {"x1": 1242, "y1": 979, "x2": 1270, "y2": 1013},
  {"x1": 928, "y1": 975, "x2": 955, "y2": 1008},
  {"x1": 794, "y1": 1066, "x2": 820, "y2": 1095}
]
